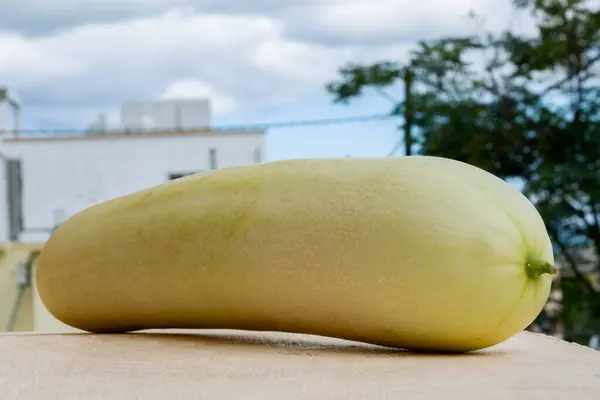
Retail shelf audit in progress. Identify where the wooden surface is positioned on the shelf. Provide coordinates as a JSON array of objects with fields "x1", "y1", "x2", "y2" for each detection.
[{"x1": 1, "y1": 330, "x2": 599, "y2": 399}]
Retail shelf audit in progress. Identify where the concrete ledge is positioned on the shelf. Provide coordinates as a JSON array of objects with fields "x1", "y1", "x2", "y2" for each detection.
[{"x1": 1, "y1": 330, "x2": 599, "y2": 399}]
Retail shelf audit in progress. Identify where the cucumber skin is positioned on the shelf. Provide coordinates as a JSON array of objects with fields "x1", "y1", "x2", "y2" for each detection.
[{"x1": 35, "y1": 157, "x2": 554, "y2": 352}]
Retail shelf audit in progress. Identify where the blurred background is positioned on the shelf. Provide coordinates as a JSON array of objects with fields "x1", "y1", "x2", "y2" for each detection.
[{"x1": 0, "y1": 0, "x2": 598, "y2": 349}]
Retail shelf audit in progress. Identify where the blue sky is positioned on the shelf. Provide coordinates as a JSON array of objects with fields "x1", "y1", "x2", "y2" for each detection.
[{"x1": 216, "y1": 92, "x2": 402, "y2": 161}]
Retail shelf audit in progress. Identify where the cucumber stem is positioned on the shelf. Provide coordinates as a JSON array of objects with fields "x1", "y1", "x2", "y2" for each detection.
[{"x1": 525, "y1": 256, "x2": 557, "y2": 280}]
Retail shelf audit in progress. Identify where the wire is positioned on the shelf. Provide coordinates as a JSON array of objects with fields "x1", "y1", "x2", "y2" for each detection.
[
  {"x1": 8, "y1": 113, "x2": 398, "y2": 136},
  {"x1": 214, "y1": 113, "x2": 396, "y2": 130},
  {"x1": 385, "y1": 135, "x2": 404, "y2": 157}
]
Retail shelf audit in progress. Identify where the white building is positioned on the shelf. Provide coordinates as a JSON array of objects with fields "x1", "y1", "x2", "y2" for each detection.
[
  {"x1": 0, "y1": 93, "x2": 265, "y2": 334},
  {"x1": 0, "y1": 96, "x2": 266, "y2": 244}
]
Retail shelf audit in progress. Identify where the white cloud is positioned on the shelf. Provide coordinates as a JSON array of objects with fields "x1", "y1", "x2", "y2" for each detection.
[
  {"x1": 0, "y1": 0, "x2": 193, "y2": 34},
  {"x1": 0, "y1": 0, "x2": 536, "y2": 130},
  {"x1": 0, "y1": 34, "x2": 84, "y2": 84},
  {"x1": 0, "y1": 8, "x2": 413, "y2": 128},
  {"x1": 282, "y1": 0, "x2": 534, "y2": 45}
]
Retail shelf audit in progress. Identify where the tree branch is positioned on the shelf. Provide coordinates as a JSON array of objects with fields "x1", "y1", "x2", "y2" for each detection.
[
  {"x1": 530, "y1": 52, "x2": 600, "y2": 100},
  {"x1": 374, "y1": 88, "x2": 400, "y2": 104}
]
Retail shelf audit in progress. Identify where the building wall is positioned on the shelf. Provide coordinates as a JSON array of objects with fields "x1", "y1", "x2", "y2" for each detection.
[
  {"x1": 0, "y1": 101, "x2": 9, "y2": 133},
  {"x1": 0, "y1": 155, "x2": 8, "y2": 243},
  {"x1": 0, "y1": 130, "x2": 265, "y2": 243}
]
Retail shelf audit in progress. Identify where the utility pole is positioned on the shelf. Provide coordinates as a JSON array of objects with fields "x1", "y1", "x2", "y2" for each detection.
[
  {"x1": 385, "y1": 66, "x2": 415, "y2": 158},
  {"x1": 403, "y1": 67, "x2": 414, "y2": 156}
]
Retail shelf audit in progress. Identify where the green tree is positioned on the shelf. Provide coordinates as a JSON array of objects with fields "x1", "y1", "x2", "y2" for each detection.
[{"x1": 326, "y1": 0, "x2": 600, "y2": 343}]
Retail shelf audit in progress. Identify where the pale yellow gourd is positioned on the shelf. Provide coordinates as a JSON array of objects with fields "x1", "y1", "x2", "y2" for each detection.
[{"x1": 35, "y1": 156, "x2": 556, "y2": 352}]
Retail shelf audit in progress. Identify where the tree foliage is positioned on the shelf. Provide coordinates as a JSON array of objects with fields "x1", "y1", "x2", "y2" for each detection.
[{"x1": 326, "y1": 0, "x2": 600, "y2": 341}]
